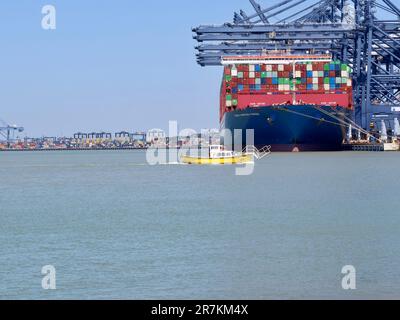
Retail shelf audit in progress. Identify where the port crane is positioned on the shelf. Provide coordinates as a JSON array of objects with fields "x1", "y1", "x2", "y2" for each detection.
[
  {"x1": 0, "y1": 118, "x2": 24, "y2": 147},
  {"x1": 192, "y1": 0, "x2": 400, "y2": 131}
]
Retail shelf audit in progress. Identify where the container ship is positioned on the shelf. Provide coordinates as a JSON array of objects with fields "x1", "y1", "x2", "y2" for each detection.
[{"x1": 220, "y1": 53, "x2": 354, "y2": 151}]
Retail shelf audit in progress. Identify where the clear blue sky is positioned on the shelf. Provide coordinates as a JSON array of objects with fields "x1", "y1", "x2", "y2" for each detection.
[{"x1": 0, "y1": 0, "x2": 251, "y2": 137}]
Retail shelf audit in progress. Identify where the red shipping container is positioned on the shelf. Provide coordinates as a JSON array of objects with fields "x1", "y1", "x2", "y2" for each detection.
[{"x1": 255, "y1": 72, "x2": 261, "y2": 78}]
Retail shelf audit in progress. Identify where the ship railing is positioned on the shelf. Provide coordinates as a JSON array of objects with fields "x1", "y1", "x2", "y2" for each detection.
[{"x1": 243, "y1": 145, "x2": 271, "y2": 160}]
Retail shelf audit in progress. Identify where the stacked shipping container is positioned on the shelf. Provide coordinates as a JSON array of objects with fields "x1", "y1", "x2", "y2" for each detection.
[{"x1": 222, "y1": 61, "x2": 353, "y2": 113}]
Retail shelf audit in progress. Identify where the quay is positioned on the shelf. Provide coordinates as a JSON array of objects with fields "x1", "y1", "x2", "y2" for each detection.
[{"x1": 343, "y1": 142, "x2": 400, "y2": 152}]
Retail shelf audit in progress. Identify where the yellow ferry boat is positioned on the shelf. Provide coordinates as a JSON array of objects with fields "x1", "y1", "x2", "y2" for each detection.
[{"x1": 181, "y1": 145, "x2": 254, "y2": 165}]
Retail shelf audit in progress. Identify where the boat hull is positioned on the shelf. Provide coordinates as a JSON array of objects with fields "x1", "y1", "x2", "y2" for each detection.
[
  {"x1": 221, "y1": 105, "x2": 352, "y2": 152},
  {"x1": 181, "y1": 155, "x2": 253, "y2": 165}
]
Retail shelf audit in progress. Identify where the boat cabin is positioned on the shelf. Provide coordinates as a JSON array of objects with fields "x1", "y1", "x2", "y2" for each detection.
[{"x1": 209, "y1": 145, "x2": 234, "y2": 159}]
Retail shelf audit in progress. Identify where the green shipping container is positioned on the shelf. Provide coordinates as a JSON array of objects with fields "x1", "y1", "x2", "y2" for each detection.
[
  {"x1": 226, "y1": 75, "x2": 232, "y2": 82},
  {"x1": 261, "y1": 72, "x2": 267, "y2": 78},
  {"x1": 226, "y1": 95, "x2": 232, "y2": 101},
  {"x1": 232, "y1": 99, "x2": 238, "y2": 106}
]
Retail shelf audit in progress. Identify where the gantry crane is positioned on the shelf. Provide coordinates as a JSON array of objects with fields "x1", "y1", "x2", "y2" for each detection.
[
  {"x1": 0, "y1": 118, "x2": 24, "y2": 147},
  {"x1": 192, "y1": 0, "x2": 400, "y2": 130}
]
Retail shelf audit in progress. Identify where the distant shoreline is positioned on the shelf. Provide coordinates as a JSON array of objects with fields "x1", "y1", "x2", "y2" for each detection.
[
  {"x1": 0, "y1": 147, "x2": 147, "y2": 152},
  {"x1": 0, "y1": 147, "x2": 204, "y2": 152}
]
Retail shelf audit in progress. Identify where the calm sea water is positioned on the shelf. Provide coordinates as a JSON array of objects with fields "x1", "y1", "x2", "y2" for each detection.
[{"x1": 0, "y1": 150, "x2": 399, "y2": 300}]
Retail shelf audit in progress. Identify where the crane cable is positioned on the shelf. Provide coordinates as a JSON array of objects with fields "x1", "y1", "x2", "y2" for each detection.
[
  {"x1": 272, "y1": 106, "x2": 349, "y2": 128},
  {"x1": 313, "y1": 106, "x2": 399, "y2": 140},
  {"x1": 274, "y1": 105, "x2": 398, "y2": 142}
]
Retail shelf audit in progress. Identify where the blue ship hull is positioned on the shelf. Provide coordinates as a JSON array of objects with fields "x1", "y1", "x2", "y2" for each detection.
[{"x1": 221, "y1": 105, "x2": 352, "y2": 152}]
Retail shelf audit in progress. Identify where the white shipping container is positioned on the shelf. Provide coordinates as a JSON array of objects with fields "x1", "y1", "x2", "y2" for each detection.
[
  {"x1": 226, "y1": 101, "x2": 232, "y2": 107},
  {"x1": 255, "y1": 78, "x2": 261, "y2": 85},
  {"x1": 324, "y1": 84, "x2": 330, "y2": 90},
  {"x1": 249, "y1": 72, "x2": 255, "y2": 78},
  {"x1": 278, "y1": 65, "x2": 284, "y2": 72},
  {"x1": 341, "y1": 71, "x2": 348, "y2": 78},
  {"x1": 231, "y1": 69, "x2": 238, "y2": 77},
  {"x1": 249, "y1": 65, "x2": 255, "y2": 72},
  {"x1": 284, "y1": 84, "x2": 290, "y2": 91},
  {"x1": 313, "y1": 78, "x2": 318, "y2": 84},
  {"x1": 307, "y1": 64, "x2": 313, "y2": 71},
  {"x1": 266, "y1": 65, "x2": 272, "y2": 71},
  {"x1": 313, "y1": 84, "x2": 319, "y2": 90},
  {"x1": 278, "y1": 84, "x2": 284, "y2": 91},
  {"x1": 313, "y1": 71, "x2": 319, "y2": 78}
]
